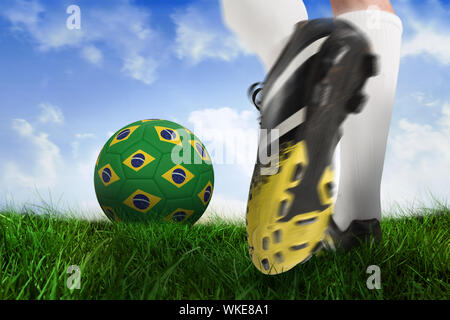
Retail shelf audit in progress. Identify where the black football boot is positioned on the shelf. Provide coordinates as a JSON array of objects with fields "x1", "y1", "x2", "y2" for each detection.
[
  {"x1": 324, "y1": 217, "x2": 382, "y2": 251},
  {"x1": 246, "y1": 18, "x2": 378, "y2": 275}
]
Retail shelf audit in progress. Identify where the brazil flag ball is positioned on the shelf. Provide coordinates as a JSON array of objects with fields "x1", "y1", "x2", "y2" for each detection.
[{"x1": 94, "y1": 119, "x2": 214, "y2": 224}]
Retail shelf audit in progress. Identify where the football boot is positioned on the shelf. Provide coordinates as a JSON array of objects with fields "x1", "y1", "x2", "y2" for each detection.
[
  {"x1": 246, "y1": 18, "x2": 378, "y2": 274},
  {"x1": 325, "y1": 217, "x2": 382, "y2": 250}
]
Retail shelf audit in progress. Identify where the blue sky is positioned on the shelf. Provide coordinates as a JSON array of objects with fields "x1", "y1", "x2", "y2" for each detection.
[{"x1": 0, "y1": 0, "x2": 449, "y2": 219}]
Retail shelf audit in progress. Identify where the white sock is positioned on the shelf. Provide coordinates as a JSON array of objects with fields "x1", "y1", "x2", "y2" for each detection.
[
  {"x1": 333, "y1": 10, "x2": 403, "y2": 230},
  {"x1": 221, "y1": 0, "x2": 308, "y2": 71}
]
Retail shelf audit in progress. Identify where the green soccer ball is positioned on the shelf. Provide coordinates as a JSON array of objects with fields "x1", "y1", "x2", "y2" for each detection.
[{"x1": 94, "y1": 119, "x2": 214, "y2": 224}]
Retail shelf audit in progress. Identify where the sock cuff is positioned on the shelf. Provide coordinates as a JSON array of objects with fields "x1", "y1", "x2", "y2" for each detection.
[{"x1": 336, "y1": 9, "x2": 403, "y2": 35}]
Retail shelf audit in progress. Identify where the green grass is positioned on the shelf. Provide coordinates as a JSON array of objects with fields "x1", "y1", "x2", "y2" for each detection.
[{"x1": 0, "y1": 205, "x2": 448, "y2": 300}]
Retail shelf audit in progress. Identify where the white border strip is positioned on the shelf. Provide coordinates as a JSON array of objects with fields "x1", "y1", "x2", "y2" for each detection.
[{"x1": 263, "y1": 37, "x2": 329, "y2": 111}]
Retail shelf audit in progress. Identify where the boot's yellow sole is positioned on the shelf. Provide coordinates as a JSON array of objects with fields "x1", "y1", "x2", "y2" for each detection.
[{"x1": 247, "y1": 141, "x2": 334, "y2": 275}]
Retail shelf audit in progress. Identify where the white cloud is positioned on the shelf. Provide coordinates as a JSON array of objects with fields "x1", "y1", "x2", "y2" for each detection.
[
  {"x1": 3, "y1": 0, "x2": 43, "y2": 27},
  {"x1": 399, "y1": 0, "x2": 450, "y2": 65},
  {"x1": 72, "y1": 133, "x2": 95, "y2": 158},
  {"x1": 121, "y1": 55, "x2": 158, "y2": 85},
  {"x1": 439, "y1": 103, "x2": 450, "y2": 129},
  {"x1": 75, "y1": 133, "x2": 95, "y2": 139},
  {"x1": 188, "y1": 107, "x2": 259, "y2": 176},
  {"x1": 411, "y1": 91, "x2": 425, "y2": 103},
  {"x1": 3, "y1": 119, "x2": 62, "y2": 190},
  {"x1": 2, "y1": 0, "x2": 248, "y2": 82},
  {"x1": 186, "y1": 107, "x2": 259, "y2": 220},
  {"x1": 81, "y1": 45, "x2": 103, "y2": 65},
  {"x1": 38, "y1": 102, "x2": 64, "y2": 124},
  {"x1": 425, "y1": 100, "x2": 440, "y2": 108},
  {"x1": 1, "y1": 118, "x2": 103, "y2": 219},
  {"x1": 402, "y1": 27, "x2": 450, "y2": 65},
  {"x1": 410, "y1": 92, "x2": 440, "y2": 108},
  {"x1": 172, "y1": 4, "x2": 248, "y2": 64},
  {"x1": 11, "y1": 117, "x2": 33, "y2": 135},
  {"x1": 382, "y1": 102, "x2": 450, "y2": 208},
  {"x1": 3, "y1": 0, "x2": 85, "y2": 50},
  {"x1": 1, "y1": 0, "x2": 160, "y2": 85},
  {"x1": 87, "y1": 4, "x2": 159, "y2": 84}
]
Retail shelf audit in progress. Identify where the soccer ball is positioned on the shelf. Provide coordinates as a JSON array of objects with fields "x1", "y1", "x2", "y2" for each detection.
[{"x1": 94, "y1": 119, "x2": 214, "y2": 224}]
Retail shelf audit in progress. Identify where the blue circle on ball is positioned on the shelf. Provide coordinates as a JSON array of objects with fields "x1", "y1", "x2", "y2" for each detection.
[
  {"x1": 204, "y1": 186, "x2": 212, "y2": 202},
  {"x1": 161, "y1": 129, "x2": 176, "y2": 140},
  {"x1": 117, "y1": 129, "x2": 131, "y2": 140},
  {"x1": 196, "y1": 143, "x2": 206, "y2": 157},
  {"x1": 173, "y1": 211, "x2": 186, "y2": 222},
  {"x1": 131, "y1": 153, "x2": 145, "y2": 168},
  {"x1": 172, "y1": 168, "x2": 186, "y2": 184},
  {"x1": 102, "y1": 168, "x2": 112, "y2": 183},
  {"x1": 133, "y1": 194, "x2": 150, "y2": 210}
]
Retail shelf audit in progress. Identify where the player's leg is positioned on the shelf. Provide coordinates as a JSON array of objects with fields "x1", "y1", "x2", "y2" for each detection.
[
  {"x1": 220, "y1": 0, "x2": 309, "y2": 71},
  {"x1": 328, "y1": 0, "x2": 403, "y2": 247},
  {"x1": 330, "y1": 0, "x2": 394, "y2": 15}
]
